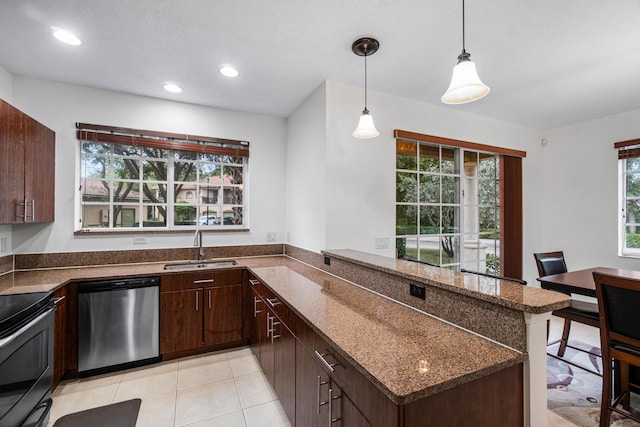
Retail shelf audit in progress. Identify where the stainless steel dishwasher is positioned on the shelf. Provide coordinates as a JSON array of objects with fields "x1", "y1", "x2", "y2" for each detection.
[{"x1": 78, "y1": 276, "x2": 160, "y2": 375}]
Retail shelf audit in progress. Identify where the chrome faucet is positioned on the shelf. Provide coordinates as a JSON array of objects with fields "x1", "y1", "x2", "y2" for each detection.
[{"x1": 194, "y1": 229, "x2": 205, "y2": 260}]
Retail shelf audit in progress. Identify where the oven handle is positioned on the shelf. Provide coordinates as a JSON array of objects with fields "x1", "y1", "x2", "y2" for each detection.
[
  {"x1": 0, "y1": 306, "x2": 54, "y2": 348},
  {"x1": 30, "y1": 397, "x2": 53, "y2": 427}
]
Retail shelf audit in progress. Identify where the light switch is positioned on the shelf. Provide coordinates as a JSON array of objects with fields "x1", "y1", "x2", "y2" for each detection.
[{"x1": 0, "y1": 238, "x2": 7, "y2": 252}]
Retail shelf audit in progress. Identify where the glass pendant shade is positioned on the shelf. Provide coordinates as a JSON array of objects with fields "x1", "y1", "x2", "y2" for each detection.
[
  {"x1": 441, "y1": 54, "x2": 490, "y2": 105},
  {"x1": 352, "y1": 110, "x2": 379, "y2": 139}
]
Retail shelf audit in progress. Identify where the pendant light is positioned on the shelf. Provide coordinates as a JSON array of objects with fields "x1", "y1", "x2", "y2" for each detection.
[
  {"x1": 352, "y1": 37, "x2": 380, "y2": 139},
  {"x1": 441, "y1": 0, "x2": 490, "y2": 104}
]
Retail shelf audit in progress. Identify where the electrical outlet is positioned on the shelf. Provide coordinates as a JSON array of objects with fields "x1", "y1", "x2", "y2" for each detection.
[
  {"x1": 324, "y1": 256, "x2": 331, "y2": 266},
  {"x1": 375, "y1": 236, "x2": 389, "y2": 249},
  {"x1": 0, "y1": 238, "x2": 7, "y2": 253},
  {"x1": 266, "y1": 232, "x2": 276, "y2": 242},
  {"x1": 409, "y1": 283, "x2": 426, "y2": 300},
  {"x1": 133, "y1": 236, "x2": 147, "y2": 245}
]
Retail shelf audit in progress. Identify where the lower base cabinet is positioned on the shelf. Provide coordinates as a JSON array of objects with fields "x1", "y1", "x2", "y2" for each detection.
[{"x1": 248, "y1": 274, "x2": 524, "y2": 427}]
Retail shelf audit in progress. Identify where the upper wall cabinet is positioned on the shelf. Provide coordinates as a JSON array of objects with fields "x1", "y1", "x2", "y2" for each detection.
[{"x1": 0, "y1": 99, "x2": 55, "y2": 224}]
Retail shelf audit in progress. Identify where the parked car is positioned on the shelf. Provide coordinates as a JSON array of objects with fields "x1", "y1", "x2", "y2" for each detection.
[
  {"x1": 212, "y1": 217, "x2": 235, "y2": 225},
  {"x1": 198, "y1": 215, "x2": 217, "y2": 225}
]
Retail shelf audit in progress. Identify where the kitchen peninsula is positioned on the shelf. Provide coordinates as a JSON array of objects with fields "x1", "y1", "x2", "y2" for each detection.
[{"x1": 0, "y1": 246, "x2": 569, "y2": 426}]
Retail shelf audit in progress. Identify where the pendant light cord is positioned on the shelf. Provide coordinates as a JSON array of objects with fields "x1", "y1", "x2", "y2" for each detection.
[
  {"x1": 364, "y1": 52, "x2": 368, "y2": 111},
  {"x1": 462, "y1": 0, "x2": 466, "y2": 53}
]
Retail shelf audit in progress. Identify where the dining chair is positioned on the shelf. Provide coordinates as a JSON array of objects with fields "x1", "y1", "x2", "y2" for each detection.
[
  {"x1": 593, "y1": 271, "x2": 640, "y2": 426},
  {"x1": 534, "y1": 251, "x2": 600, "y2": 357}
]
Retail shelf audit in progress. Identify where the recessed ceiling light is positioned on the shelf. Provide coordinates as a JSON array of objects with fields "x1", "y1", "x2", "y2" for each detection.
[
  {"x1": 220, "y1": 65, "x2": 239, "y2": 78},
  {"x1": 163, "y1": 83, "x2": 182, "y2": 93},
  {"x1": 51, "y1": 27, "x2": 81, "y2": 46}
]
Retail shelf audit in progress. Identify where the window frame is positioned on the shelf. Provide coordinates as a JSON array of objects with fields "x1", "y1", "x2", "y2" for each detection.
[{"x1": 76, "y1": 123, "x2": 249, "y2": 233}]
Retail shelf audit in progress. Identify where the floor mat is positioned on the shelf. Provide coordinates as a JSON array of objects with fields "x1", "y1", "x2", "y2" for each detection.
[
  {"x1": 547, "y1": 340, "x2": 640, "y2": 426},
  {"x1": 52, "y1": 398, "x2": 141, "y2": 427}
]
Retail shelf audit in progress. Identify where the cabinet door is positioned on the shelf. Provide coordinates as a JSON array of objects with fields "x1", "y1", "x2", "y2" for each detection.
[
  {"x1": 52, "y1": 287, "x2": 67, "y2": 391},
  {"x1": 204, "y1": 284, "x2": 243, "y2": 346},
  {"x1": 249, "y1": 288, "x2": 263, "y2": 361},
  {"x1": 295, "y1": 340, "x2": 330, "y2": 427},
  {"x1": 330, "y1": 383, "x2": 372, "y2": 427},
  {"x1": 261, "y1": 307, "x2": 275, "y2": 385},
  {"x1": 272, "y1": 317, "x2": 296, "y2": 423},
  {"x1": 160, "y1": 289, "x2": 203, "y2": 354},
  {"x1": 24, "y1": 118, "x2": 55, "y2": 223},
  {"x1": 0, "y1": 99, "x2": 25, "y2": 224}
]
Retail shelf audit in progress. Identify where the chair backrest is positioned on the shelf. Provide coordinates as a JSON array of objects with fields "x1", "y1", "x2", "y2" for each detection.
[
  {"x1": 593, "y1": 272, "x2": 640, "y2": 346},
  {"x1": 533, "y1": 251, "x2": 568, "y2": 277}
]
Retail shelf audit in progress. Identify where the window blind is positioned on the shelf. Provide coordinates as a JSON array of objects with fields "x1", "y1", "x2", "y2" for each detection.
[
  {"x1": 76, "y1": 123, "x2": 249, "y2": 158},
  {"x1": 615, "y1": 139, "x2": 640, "y2": 160}
]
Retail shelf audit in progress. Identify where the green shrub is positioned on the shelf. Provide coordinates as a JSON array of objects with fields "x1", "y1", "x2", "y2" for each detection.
[{"x1": 627, "y1": 233, "x2": 640, "y2": 248}]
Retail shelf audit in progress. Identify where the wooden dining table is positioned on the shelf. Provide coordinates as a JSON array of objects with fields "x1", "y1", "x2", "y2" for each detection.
[{"x1": 537, "y1": 266, "x2": 640, "y2": 297}]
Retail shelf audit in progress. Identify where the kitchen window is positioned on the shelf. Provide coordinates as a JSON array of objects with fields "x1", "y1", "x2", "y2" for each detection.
[
  {"x1": 395, "y1": 130, "x2": 525, "y2": 278},
  {"x1": 616, "y1": 138, "x2": 640, "y2": 257},
  {"x1": 76, "y1": 123, "x2": 248, "y2": 231}
]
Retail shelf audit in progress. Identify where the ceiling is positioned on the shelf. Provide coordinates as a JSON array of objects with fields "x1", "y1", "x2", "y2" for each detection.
[{"x1": 1, "y1": 0, "x2": 639, "y2": 131}]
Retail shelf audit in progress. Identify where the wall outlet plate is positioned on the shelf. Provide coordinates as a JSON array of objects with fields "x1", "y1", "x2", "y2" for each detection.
[
  {"x1": 266, "y1": 232, "x2": 276, "y2": 242},
  {"x1": 410, "y1": 283, "x2": 426, "y2": 300},
  {"x1": 133, "y1": 236, "x2": 147, "y2": 244}
]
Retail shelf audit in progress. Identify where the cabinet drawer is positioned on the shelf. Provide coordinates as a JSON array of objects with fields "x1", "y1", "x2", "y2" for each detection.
[{"x1": 161, "y1": 269, "x2": 242, "y2": 292}]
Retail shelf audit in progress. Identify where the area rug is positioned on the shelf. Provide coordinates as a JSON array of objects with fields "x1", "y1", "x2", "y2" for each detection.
[
  {"x1": 53, "y1": 398, "x2": 141, "y2": 427},
  {"x1": 547, "y1": 340, "x2": 640, "y2": 426}
]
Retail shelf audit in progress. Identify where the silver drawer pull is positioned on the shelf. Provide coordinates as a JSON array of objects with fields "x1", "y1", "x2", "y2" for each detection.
[
  {"x1": 193, "y1": 279, "x2": 214, "y2": 284},
  {"x1": 253, "y1": 297, "x2": 263, "y2": 317},
  {"x1": 317, "y1": 375, "x2": 329, "y2": 414},
  {"x1": 266, "y1": 297, "x2": 280, "y2": 307},
  {"x1": 195, "y1": 291, "x2": 199, "y2": 311},
  {"x1": 248, "y1": 279, "x2": 260, "y2": 286},
  {"x1": 329, "y1": 388, "x2": 342, "y2": 424},
  {"x1": 314, "y1": 350, "x2": 340, "y2": 373},
  {"x1": 270, "y1": 320, "x2": 281, "y2": 343}
]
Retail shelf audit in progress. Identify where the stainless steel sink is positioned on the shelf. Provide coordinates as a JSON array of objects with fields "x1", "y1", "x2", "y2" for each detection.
[{"x1": 163, "y1": 260, "x2": 237, "y2": 270}]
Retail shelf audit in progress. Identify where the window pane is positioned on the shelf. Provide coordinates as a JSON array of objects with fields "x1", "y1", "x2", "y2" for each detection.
[
  {"x1": 174, "y1": 151, "x2": 198, "y2": 161},
  {"x1": 442, "y1": 206, "x2": 458, "y2": 232},
  {"x1": 114, "y1": 206, "x2": 138, "y2": 227},
  {"x1": 144, "y1": 182, "x2": 167, "y2": 203},
  {"x1": 479, "y1": 154, "x2": 497, "y2": 178},
  {"x1": 82, "y1": 179, "x2": 110, "y2": 202},
  {"x1": 174, "y1": 161, "x2": 197, "y2": 182},
  {"x1": 82, "y1": 155, "x2": 108, "y2": 178},
  {"x1": 627, "y1": 158, "x2": 640, "y2": 173},
  {"x1": 143, "y1": 159, "x2": 167, "y2": 181},
  {"x1": 626, "y1": 173, "x2": 640, "y2": 197},
  {"x1": 396, "y1": 172, "x2": 417, "y2": 203},
  {"x1": 113, "y1": 182, "x2": 140, "y2": 203},
  {"x1": 420, "y1": 205, "x2": 440, "y2": 233},
  {"x1": 626, "y1": 200, "x2": 640, "y2": 221},
  {"x1": 82, "y1": 141, "x2": 112, "y2": 154},
  {"x1": 419, "y1": 174, "x2": 439, "y2": 203},
  {"x1": 419, "y1": 144, "x2": 439, "y2": 173},
  {"x1": 441, "y1": 148, "x2": 457, "y2": 174},
  {"x1": 625, "y1": 227, "x2": 640, "y2": 249},
  {"x1": 463, "y1": 151, "x2": 477, "y2": 177},
  {"x1": 223, "y1": 165, "x2": 243, "y2": 185},
  {"x1": 142, "y1": 206, "x2": 166, "y2": 227},
  {"x1": 396, "y1": 141, "x2": 417, "y2": 171},
  {"x1": 479, "y1": 207, "x2": 497, "y2": 231},
  {"x1": 141, "y1": 146, "x2": 166, "y2": 159},
  {"x1": 479, "y1": 179, "x2": 497, "y2": 205},
  {"x1": 113, "y1": 144, "x2": 139, "y2": 156},
  {"x1": 396, "y1": 205, "x2": 417, "y2": 235},
  {"x1": 222, "y1": 187, "x2": 243, "y2": 205},
  {"x1": 174, "y1": 204, "x2": 197, "y2": 226},
  {"x1": 112, "y1": 158, "x2": 140, "y2": 180},
  {"x1": 82, "y1": 204, "x2": 109, "y2": 228},
  {"x1": 175, "y1": 184, "x2": 197, "y2": 204},
  {"x1": 442, "y1": 176, "x2": 459, "y2": 204}
]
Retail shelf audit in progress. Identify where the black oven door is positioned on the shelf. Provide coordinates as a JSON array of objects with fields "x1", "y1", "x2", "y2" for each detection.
[{"x1": 0, "y1": 305, "x2": 54, "y2": 427}]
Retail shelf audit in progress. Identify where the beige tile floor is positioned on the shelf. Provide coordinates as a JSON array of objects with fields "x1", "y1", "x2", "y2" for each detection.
[
  {"x1": 48, "y1": 346, "x2": 291, "y2": 427},
  {"x1": 48, "y1": 316, "x2": 598, "y2": 427}
]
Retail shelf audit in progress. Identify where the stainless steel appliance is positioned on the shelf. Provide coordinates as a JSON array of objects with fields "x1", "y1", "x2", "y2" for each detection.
[
  {"x1": 0, "y1": 291, "x2": 54, "y2": 427},
  {"x1": 78, "y1": 277, "x2": 160, "y2": 375}
]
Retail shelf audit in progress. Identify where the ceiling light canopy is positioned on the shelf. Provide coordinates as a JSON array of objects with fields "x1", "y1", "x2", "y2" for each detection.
[
  {"x1": 163, "y1": 83, "x2": 182, "y2": 93},
  {"x1": 220, "y1": 65, "x2": 239, "y2": 78},
  {"x1": 51, "y1": 27, "x2": 81, "y2": 46},
  {"x1": 352, "y1": 37, "x2": 380, "y2": 139},
  {"x1": 441, "y1": 0, "x2": 489, "y2": 104}
]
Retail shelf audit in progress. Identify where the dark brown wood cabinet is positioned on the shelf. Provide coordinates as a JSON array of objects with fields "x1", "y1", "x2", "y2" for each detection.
[
  {"x1": 160, "y1": 270, "x2": 245, "y2": 359},
  {"x1": 0, "y1": 98, "x2": 55, "y2": 224},
  {"x1": 52, "y1": 286, "x2": 68, "y2": 391}
]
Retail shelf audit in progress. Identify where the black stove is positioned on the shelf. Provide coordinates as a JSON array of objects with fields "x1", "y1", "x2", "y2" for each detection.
[{"x1": 0, "y1": 291, "x2": 53, "y2": 338}]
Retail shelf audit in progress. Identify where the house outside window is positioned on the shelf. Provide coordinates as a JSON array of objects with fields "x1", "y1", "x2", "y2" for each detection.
[
  {"x1": 396, "y1": 139, "x2": 499, "y2": 273},
  {"x1": 77, "y1": 123, "x2": 248, "y2": 231}
]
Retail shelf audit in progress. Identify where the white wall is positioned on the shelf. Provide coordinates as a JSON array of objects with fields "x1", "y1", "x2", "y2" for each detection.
[
  {"x1": 0, "y1": 67, "x2": 13, "y2": 257},
  {"x1": 285, "y1": 83, "x2": 328, "y2": 252},
  {"x1": 527, "y1": 109, "x2": 640, "y2": 279},
  {"x1": 10, "y1": 76, "x2": 287, "y2": 254}
]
